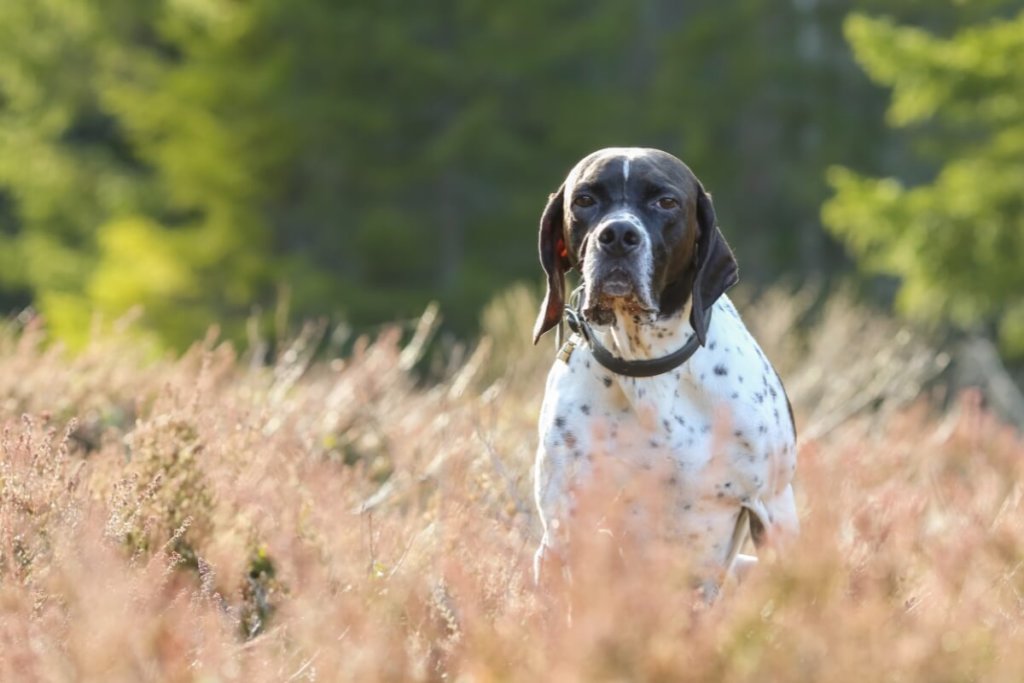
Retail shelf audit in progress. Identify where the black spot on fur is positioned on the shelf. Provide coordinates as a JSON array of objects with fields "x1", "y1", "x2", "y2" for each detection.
[
  {"x1": 602, "y1": 376, "x2": 613, "y2": 388},
  {"x1": 555, "y1": 416, "x2": 566, "y2": 428},
  {"x1": 580, "y1": 404, "x2": 591, "y2": 415},
  {"x1": 713, "y1": 364, "x2": 728, "y2": 376}
]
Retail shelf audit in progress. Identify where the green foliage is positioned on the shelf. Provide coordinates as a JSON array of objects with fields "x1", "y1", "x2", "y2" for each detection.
[
  {"x1": 824, "y1": 9, "x2": 1024, "y2": 355},
  {"x1": 2, "y1": 0, "x2": 1009, "y2": 350}
]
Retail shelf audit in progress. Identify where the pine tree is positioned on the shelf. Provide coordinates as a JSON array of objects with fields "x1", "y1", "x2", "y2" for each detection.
[{"x1": 823, "y1": 9, "x2": 1024, "y2": 355}]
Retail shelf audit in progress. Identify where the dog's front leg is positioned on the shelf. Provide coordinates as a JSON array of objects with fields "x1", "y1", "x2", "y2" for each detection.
[{"x1": 533, "y1": 442, "x2": 575, "y2": 588}]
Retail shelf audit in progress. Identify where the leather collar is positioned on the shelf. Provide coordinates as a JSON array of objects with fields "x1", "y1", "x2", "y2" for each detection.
[{"x1": 561, "y1": 291, "x2": 707, "y2": 379}]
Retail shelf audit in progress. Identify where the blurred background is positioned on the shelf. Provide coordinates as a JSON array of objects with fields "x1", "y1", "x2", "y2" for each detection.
[{"x1": 0, "y1": 0, "x2": 1021, "y2": 364}]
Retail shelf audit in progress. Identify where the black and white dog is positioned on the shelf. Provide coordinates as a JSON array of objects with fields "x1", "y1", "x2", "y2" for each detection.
[{"x1": 532, "y1": 148, "x2": 798, "y2": 593}]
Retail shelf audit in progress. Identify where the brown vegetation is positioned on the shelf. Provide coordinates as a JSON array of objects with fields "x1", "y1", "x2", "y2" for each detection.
[{"x1": 1, "y1": 290, "x2": 1021, "y2": 682}]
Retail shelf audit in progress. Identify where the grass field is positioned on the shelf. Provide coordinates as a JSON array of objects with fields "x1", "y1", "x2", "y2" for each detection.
[{"x1": 1, "y1": 288, "x2": 1022, "y2": 682}]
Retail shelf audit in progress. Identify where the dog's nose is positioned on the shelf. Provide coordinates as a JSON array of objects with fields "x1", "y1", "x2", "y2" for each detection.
[{"x1": 597, "y1": 221, "x2": 642, "y2": 256}]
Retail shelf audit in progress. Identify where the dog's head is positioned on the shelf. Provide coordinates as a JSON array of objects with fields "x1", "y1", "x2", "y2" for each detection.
[{"x1": 533, "y1": 148, "x2": 739, "y2": 345}]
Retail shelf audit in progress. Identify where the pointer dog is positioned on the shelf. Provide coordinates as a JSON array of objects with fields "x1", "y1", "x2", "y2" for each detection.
[{"x1": 532, "y1": 148, "x2": 798, "y2": 594}]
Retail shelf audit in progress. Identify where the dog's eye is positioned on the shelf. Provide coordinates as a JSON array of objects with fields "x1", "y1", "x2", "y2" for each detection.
[
  {"x1": 656, "y1": 197, "x2": 679, "y2": 210},
  {"x1": 572, "y1": 194, "x2": 596, "y2": 208}
]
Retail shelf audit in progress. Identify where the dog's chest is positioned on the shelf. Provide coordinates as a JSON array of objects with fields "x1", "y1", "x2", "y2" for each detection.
[{"x1": 538, "y1": 301, "x2": 794, "y2": 507}]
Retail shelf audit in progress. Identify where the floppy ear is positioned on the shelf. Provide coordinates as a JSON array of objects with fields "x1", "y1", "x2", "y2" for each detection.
[
  {"x1": 689, "y1": 187, "x2": 739, "y2": 345},
  {"x1": 532, "y1": 184, "x2": 569, "y2": 344}
]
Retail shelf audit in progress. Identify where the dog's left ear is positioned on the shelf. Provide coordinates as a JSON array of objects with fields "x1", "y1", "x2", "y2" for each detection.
[
  {"x1": 690, "y1": 186, "x2": 739, "y2": 345},
  {"x1": 532, "y1": 184, "x2": 569, "y2": 344}
]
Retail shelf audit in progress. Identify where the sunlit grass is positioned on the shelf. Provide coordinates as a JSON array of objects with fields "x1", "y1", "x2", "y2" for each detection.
[{"x1": 0, "y1": 289, "x2": 1021, "y2": 681}]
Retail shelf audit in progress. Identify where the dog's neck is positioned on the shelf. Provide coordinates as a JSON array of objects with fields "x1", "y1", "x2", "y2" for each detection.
[{"x1": 593, "y1": 299, "x2": 697, "y2": 362}]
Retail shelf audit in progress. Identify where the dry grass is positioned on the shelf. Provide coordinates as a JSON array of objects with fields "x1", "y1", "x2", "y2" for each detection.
[{"x1": 1, "y1": 290, "x2": 1022, "y2": 682}]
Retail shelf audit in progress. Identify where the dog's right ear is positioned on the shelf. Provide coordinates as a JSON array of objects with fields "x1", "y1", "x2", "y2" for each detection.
[{"x1": 532, "y1": 184, "x2": 569, "y2": 344}]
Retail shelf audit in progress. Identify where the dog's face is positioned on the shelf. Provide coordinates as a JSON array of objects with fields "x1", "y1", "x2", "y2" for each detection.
[
  {"x1": 533, "y1": 148, "x2": 739, "y2": 345},
  {"x1": 564, "y1": 149, "x2": 702, "y2": 327}
]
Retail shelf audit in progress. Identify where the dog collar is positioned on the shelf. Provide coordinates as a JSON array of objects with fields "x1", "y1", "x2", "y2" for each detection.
[{"x1": 560, "y1": 294, "x2": 707, "y2": 379}]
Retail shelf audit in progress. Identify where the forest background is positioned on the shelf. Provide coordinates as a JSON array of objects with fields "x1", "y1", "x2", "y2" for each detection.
[{"x1": 0, "y1": 0, "x2": 1021, "y2": 361}]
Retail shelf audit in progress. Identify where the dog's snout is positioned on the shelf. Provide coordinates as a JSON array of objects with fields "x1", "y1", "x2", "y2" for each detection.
[{"x1": 597, "y1": 221, "x2": 642, "y2": 256}]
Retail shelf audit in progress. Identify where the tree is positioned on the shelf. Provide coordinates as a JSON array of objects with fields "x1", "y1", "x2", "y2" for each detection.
[
  {"x1": 1, "y1": 0, "x2": 646, "y2": 346},
  {"x1": 823, "y1": 8, "x2": 1024, "y2": 356},
  {"x1": 7, "y1": 0, "x2": 1007, "y2": 350},
  {"x1": 0, "y1": 0, "x2": 160, "y2": 342}
]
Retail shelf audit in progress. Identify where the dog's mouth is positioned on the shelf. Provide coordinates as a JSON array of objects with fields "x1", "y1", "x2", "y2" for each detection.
[
  {"x1": 581, "y1": 266, "x2": 658, "y2": 326},
  {"x1": 599, "y1": 269, "x2": 634, "y2": 297}
]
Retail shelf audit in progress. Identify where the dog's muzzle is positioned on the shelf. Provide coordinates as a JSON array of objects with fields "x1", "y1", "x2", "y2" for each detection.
[{"x1": 581, "y1": 213, "x2": 657, "y2": 324}]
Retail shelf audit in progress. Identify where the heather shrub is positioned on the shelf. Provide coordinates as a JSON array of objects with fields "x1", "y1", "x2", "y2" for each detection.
[{"x1": 0, "y1": 290, "x2": 1021, "y2": 682}]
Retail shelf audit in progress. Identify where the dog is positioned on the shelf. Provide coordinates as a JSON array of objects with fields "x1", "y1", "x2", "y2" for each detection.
[{"x1": 532, "y1": 148, "x2": 798, "y2": 595}]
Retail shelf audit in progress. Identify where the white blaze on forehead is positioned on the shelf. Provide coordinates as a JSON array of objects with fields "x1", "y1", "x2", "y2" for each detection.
[
  {"x1": 617, "y1": 148, "x2": 651, "y2": 194},
  {"x1": 617, "y1": 148, "x2": 646, "y2": 185},
  {"x1": 565, "y1": 147, "x2": 648, "y2": 193}
]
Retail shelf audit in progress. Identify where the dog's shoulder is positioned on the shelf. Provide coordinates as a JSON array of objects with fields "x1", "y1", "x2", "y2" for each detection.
[{"x1": 537, "y1": 336, "x2": 622, "y2": 442}]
